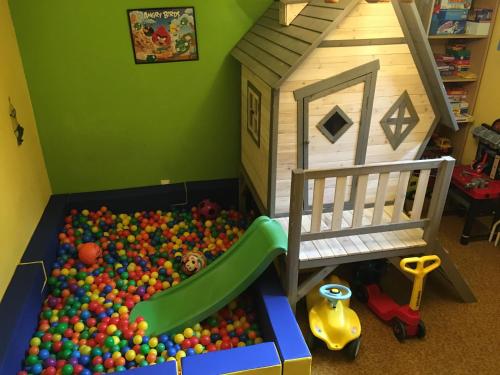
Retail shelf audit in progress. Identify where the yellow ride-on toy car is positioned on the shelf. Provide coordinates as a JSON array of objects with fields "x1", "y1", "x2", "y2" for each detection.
[{"x1": 306, "y1": 276, "x2": 361, "y2": 360}]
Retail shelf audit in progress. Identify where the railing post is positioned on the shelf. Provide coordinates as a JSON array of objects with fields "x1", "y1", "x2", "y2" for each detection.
[
  {"x1": 285, "y1": 169, "x2": 305, "y2": 311},
  {"x1": 423, "y1": 156, "x2": 455, "y2": 243}
]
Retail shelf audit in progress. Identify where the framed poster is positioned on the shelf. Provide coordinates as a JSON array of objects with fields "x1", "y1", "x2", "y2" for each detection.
[{"x1": 127, "y1": 7, "x2": 199, "y2": 64}]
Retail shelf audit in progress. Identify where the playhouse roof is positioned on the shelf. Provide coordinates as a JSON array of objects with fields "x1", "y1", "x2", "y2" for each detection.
[
  {"x1": 231, "y1": 0, "x2": 458, "y2": 130},
  {"x1": 232, "y1": 0, "x2": 357, "y2": 88}
]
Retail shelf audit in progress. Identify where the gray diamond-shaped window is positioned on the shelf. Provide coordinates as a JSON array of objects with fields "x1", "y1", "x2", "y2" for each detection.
[
  {"x1": 380, "y1": 91, "x2": 420, "y2": 150},
  {"x1": 316, "y1": 105, "x2": 354, "y2": 144}
]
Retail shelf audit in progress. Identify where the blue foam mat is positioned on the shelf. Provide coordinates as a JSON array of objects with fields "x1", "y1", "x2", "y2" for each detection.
[
  {"x1": 256, "y1": 270, "x2": 311, "y2": 362},
  {"x1": 182, "y1": 342, "x2": 280, "y2": 375},
  {"x1": 122, "y1": 360, "x2": 177, "y2": 374}
]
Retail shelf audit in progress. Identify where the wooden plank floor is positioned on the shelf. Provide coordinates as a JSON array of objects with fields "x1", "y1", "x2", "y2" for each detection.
[{"x1": 276, "y1": 206, "x2": 426, "y2": 261}]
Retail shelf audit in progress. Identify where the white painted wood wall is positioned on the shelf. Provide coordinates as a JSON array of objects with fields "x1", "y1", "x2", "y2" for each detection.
[{"x1": 274, "y1": 1, "x2": 437, "y2": 214}]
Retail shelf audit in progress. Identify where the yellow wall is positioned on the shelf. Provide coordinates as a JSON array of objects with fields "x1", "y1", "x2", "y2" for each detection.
[
  {"x1": 463, "y1": 18, "x2": 500, "y2": 163},
  {"x1": 0, "y1": 0, "x2": 51, "y2": 300}
]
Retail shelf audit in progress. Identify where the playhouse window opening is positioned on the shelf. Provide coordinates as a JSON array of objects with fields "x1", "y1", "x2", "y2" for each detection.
[
  {"x1": 317, "y1": 106, "x2": 353, "y2": 144},
  {"x1": 324, "y1": 112, "x2": 349, "y2": 137},
  {"x1": 247, "y1": 82, "x2": 261, "y2": 147}
]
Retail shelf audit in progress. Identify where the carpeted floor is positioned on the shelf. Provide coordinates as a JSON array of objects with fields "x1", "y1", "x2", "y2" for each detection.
[{"x1": 300, "y1": 215, "x2": 500, "y2": 375}]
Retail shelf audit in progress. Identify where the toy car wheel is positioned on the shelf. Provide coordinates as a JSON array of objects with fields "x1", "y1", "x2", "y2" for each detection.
[
  {"x1": 353, "y1": 284, "x2": 368, "y2": 303},
  {"x1": 417, "y1": 320, "x2": 426, "y2": 339},
  {"x1": 345, "y1": 336, "x2": 361, "y2": 360},
  {"x1": 392, "y1": 319, "x2": 407, "y2": 342}
]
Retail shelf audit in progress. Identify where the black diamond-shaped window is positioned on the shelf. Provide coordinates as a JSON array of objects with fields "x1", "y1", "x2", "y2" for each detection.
[
  {"x1": 317, "y1": 105, "x2": 354, "y2": 144},
  {"x1": 380, "y1": 91, "x2": 420, "y2": 150}
]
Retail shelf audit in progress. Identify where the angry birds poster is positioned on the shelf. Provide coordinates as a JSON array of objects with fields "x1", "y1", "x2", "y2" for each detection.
[{"x1": 127, "y1": 7, "x2": 198, "y2": 64}]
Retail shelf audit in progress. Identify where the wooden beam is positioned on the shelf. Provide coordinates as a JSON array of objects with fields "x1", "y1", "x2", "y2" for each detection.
[
  {"x1": 297, "y1": 265, "x2": 338, "y2": 301},
  {"x1": 319, "y1": 37, "x2": 406, "y2": 47},
  {"x1": 301, "y1": 219, "x2": 428, "y2": 241},
  {"x1": 302, "y1": 158, "x2": 444, "y2": 180}
]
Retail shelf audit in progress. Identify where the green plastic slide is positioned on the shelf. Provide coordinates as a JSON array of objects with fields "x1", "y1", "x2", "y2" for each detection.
[{"x1": 130, "y1": 216, "x2": 288, "y2": 336}]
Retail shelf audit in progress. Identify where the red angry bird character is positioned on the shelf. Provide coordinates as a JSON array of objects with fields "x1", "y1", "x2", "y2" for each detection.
[{"x1": 152, "y1": 25, "x2": 171, "y2": 46}]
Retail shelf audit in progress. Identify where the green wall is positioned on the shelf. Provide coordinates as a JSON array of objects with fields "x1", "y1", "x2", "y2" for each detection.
[{"x1": 9, "y1": 0, "x2": 271, "y2": 193}]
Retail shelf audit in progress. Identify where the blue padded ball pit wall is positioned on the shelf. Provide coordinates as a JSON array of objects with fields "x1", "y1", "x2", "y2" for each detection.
[{"x1": 0, "y1": 179, "x2": 311, "y2": 375}]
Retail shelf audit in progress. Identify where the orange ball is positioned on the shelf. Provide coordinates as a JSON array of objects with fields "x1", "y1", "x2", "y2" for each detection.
[{"x1": 78, "y1": 243, "x2": 102, "y2": 265}]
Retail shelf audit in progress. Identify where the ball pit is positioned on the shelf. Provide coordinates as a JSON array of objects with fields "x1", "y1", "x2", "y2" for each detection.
[{"x1": 19, "y1": 206, "x2": 265, "y2": 374}]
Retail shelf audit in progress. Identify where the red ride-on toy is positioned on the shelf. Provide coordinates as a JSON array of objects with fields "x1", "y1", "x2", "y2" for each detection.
[{"x1": 354, "y1": 256, "x2": 441, "y2": 341}]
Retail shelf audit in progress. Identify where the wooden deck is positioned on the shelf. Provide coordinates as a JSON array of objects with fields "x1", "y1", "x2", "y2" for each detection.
[{"x1": 276, "y1": 205, "x2": 426, "y2": 262}]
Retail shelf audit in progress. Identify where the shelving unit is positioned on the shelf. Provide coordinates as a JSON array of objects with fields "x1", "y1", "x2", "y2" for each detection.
[
  {"x1": 428, "y1": 33, "x2": 489, "y2": 39},
  {"x1": 442, "y1": 76, "x2": 478, "y2": 83},
  {"x1": 417, "y1": 0, "x2": 499, "y2": 162}
]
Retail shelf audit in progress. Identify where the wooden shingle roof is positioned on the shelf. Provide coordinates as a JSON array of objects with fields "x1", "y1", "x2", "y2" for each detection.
[{"x1": 231, "y1": 0, "x2": 359, "y2": 88}]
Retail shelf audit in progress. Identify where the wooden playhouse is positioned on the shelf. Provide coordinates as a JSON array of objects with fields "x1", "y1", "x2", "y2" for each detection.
[{"x1": 231, "y1": 0, "x2": 474, "y2": 308}]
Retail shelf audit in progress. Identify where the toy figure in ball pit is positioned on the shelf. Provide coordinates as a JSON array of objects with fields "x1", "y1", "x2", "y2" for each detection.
[
  {"x1": 181, "y1": 250, "x2": 207, "y2": 276},
  {"x1": 198, "y1": 199, "x2": 221, "y2": 220}
]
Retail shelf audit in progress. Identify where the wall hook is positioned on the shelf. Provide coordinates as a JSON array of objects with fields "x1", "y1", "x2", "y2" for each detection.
[
  {"x1": 15, "y1": 124, "x2": 25, "y2": 145},
  {"x1": 8, "y1": 97, "x2": 24, "y2": 146}
]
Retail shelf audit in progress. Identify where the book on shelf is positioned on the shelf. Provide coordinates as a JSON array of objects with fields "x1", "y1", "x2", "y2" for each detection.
[
  {"x1": 456, "y1": 71, "x2": 478, "y2": 79},
  {"x1": 437, "y1": 0, "x2": 472, "y2": 10}
]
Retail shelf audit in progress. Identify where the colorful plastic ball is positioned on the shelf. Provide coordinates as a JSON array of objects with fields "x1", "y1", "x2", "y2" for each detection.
[
  {"x1": 140, "y1": 344, "x2": 150, "y2": 355},
  {"x1": 183, "y1": 328, "x2": 194, "y2": 339},
  {"x1": 104, "y1": 357, "x2": 114, "y2": 369},
  {"x1": 62, "y1": 364, "x2": 74, "y2": 375},
  {"x1": 106, "y1": 324, "x2": 117, "y2": 335},
  {"x1": 133, "y1": 335, "x2": 142, "y2": 345},
  {"x1": 102, "y1": 352, "x2": 112, "y2": 361},
  {"x1": 45, "y1": 358, "x2": 57, "y2": 368},
  {"x1": 32, "y1": 363, "x2": 43, "y2": 374},
  {"x1": 137, "y1": 321, "x2": 148, "y2": 331},
  {"x1": 91, "y1": 347, "x2": 102, "y2": 357},
  {"x1": 174, "y1": 334, "x2": 184, "y2": 344},
  {"x1": 125, "y1": 350, "x2": 136, "y2": 361},
  {"x1": 159, "y1": 334, "x2": 168, "y2": 343},
  {"x1": 73, "y1": 322, "x2": 85, "y2": 333},
  {"x1": 78, "y1": 243, "x2": 102, "y2": 265},
  {"x1": 79, "y1": 355, "x2": 90, "y2": 365},
  {"x1": 199, "y1": 335, "x2": 210, "y2": 346},
  {"x1": 104, "y1": 336, "x2": 115, "y2": 348},
  {"x1": 25, "y1": 354, "x2": 38, "y2": 366},
  {"x1": 39, "y1": 349, "x2": 50, "y2": 360},
  {"x1": 181, "y1": 339, "x2": 192, "y2": 350},
  {"x1": 148, "y1": 337, "x2": 158, "y2": 348}
]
